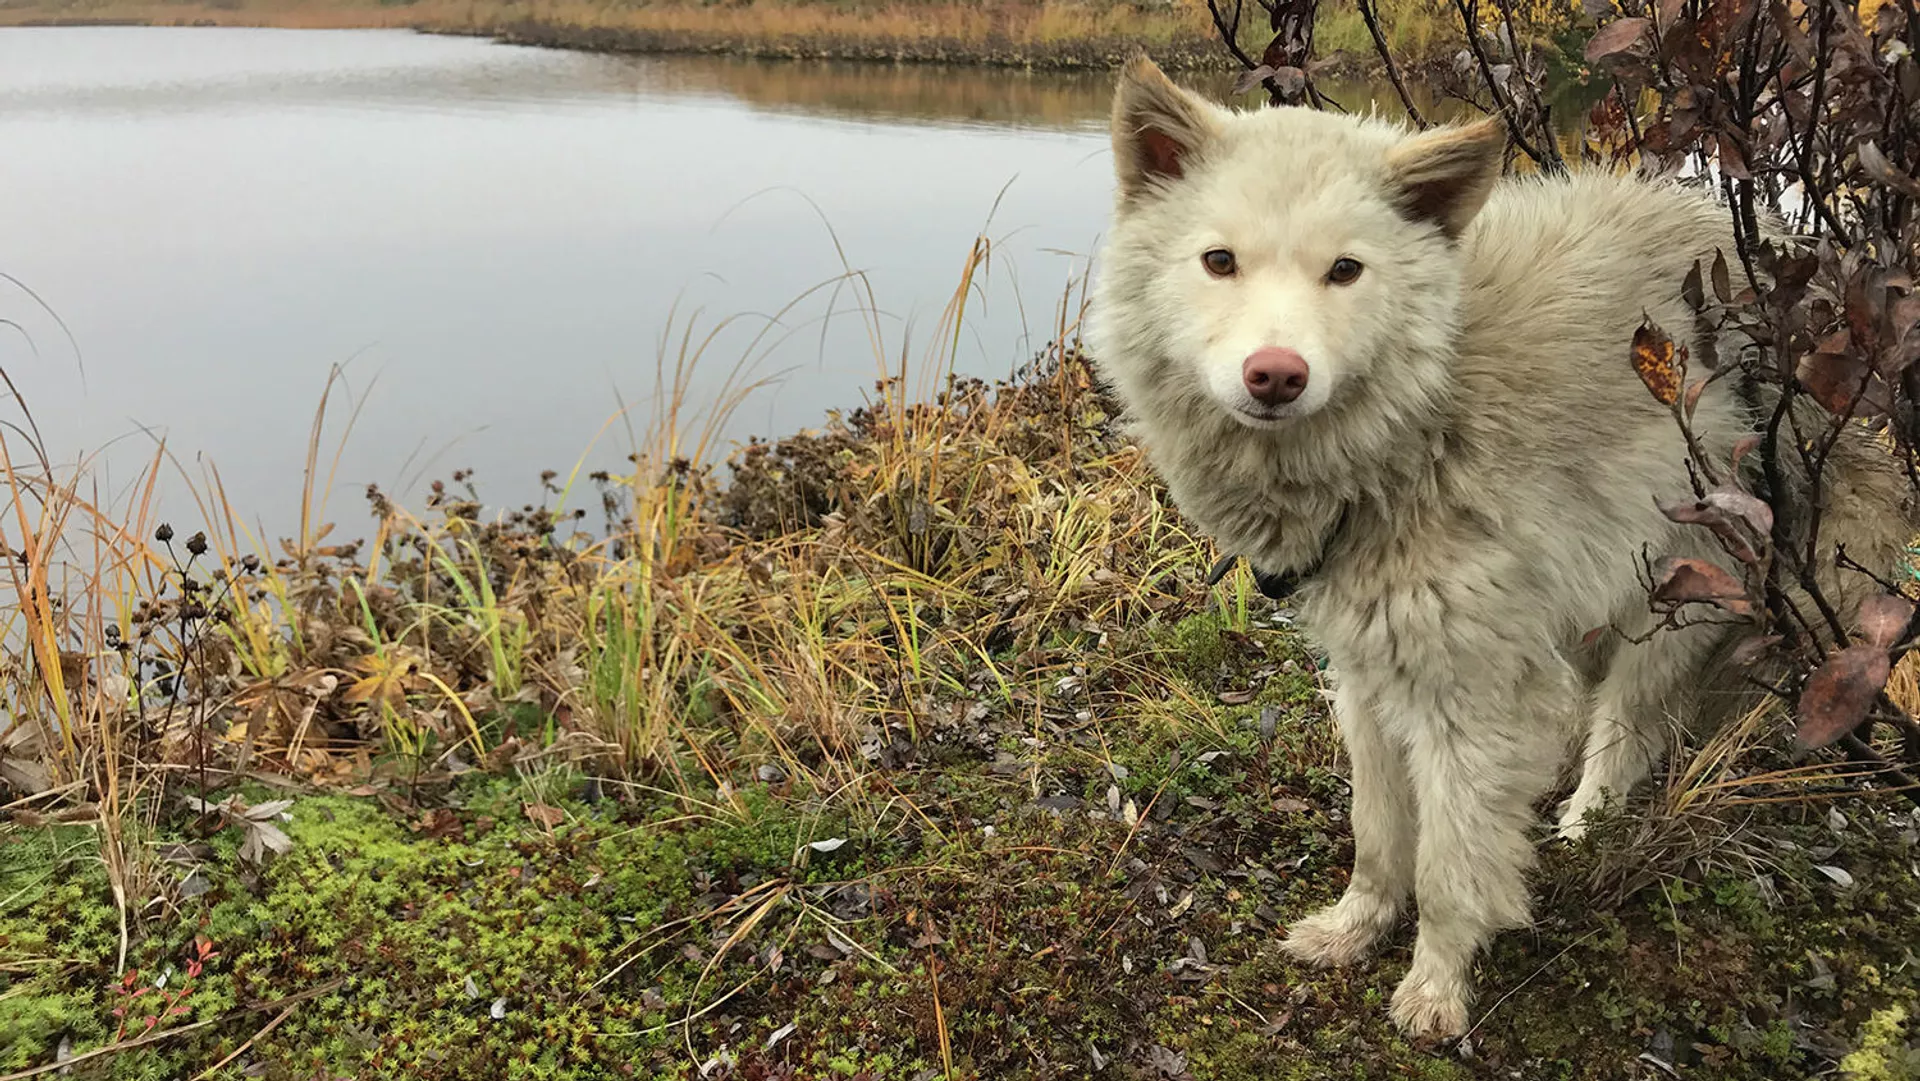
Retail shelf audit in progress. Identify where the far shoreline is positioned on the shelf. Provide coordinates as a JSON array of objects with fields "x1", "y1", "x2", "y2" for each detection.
[{"x1": 0, "y1": 3, "x2": 1445, "y2": 84}]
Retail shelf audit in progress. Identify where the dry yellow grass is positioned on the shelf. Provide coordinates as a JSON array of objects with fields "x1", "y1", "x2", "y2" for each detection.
[{"x1": 0, "y1": 228, "x2": 1225, "y2": 883}]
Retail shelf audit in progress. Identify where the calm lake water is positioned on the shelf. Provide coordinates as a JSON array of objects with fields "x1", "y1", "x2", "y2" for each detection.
[{"x1": 0, "y1": 27, "x2": 1586, "y2": 536}]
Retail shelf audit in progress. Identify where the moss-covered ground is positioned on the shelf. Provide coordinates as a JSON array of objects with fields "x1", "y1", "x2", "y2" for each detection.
[{"x1": 7, "y1": 606, "x2": 1918, "y2": 1079}]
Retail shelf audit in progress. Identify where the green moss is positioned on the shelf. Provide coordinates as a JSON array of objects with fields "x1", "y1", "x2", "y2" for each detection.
[
  {"x1": 1156, "y1": 610, "x2": 1235, "y2": 683},
  {"x1": 0, "y1": 825, "x2": 122, "y2": 1071},
  {"x1": 6, "y1": 713, "x2": 1920, "y2": 1080},
  {"x1": 1841, "y1": 1006, "x2": 1920, "y2": 1081}
]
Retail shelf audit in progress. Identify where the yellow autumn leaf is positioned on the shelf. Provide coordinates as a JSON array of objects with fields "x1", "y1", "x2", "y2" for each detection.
[
  {"x1": 342, "y1": 651, "x2": 425, "y2": 708},
  {"x1": 1632, "y1": 321, "x2": 1683, "y2": 406}
]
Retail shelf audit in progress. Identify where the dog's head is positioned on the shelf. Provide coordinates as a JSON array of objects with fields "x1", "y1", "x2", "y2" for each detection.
[{"x1": 1092, "y1": 56, "x2": 1506, "y2": 430}]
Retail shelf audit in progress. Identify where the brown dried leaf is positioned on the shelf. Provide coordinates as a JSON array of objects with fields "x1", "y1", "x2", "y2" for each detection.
[
  {"x1": 1891, "y1": 293, "x2": 1920, "y2": 350},
  {"x1": 1717, "y1": 133, "x2": 1753, "y2": 179},
  {"x1": 1585, "y1": 17, "x2": 1653, "y2": 62},
  {"x1": 1796, "y1": 644, "x2": 1891, "y2": 750},
  {"x1": 416, "y1": 807, "x2": 464, "y2": 841},
  {"x1": 1730, "y1": 634, "x2": 1783, "y2": 666},
  {"x1": 1731, "y1": 433, "x2": 1764, "y2": 472},
  {"x1": 1667, "y1": 16, "x2": 1710, "y2": 72},
  {"x1": 1859, "y1": 141, "x2": 1920, "y2": 199},
  {"x1": 1695, "y1": 0, "x2": 1753, "y2": 75},
  {"x1": 1684, "y1": 377, "x2": 1709, "y2": 417},
  {"x1": 1797, "y1": 349, "x2": 1891, "y2": 416},
  {"x1": 1632, "y1": 321, "x2": 1683, "y2": 405},
  {"x1": 1651, "y1": 556, "x2": 1755, "y2": 616},
  {"x1": 1659, "y1": 490, "x2": 1773, "y2": 564},
  {"x1": 1711, "y1": 249, "x2": 1733, "y2": 304},
  {"x1": 1683, "y1": 261, "x2": 1706, "y2": 311},
  {"x1": 1857, "y1": 593, "x2": 1915, "y2": 650},
  {"x1": 1772, "y1": 0, "x2": 1814, "y2": 63},
  {"x1": 1776, "y1": 252, "x2": 1821, "y2": 292},
  {"x1": 238, "y1": 817, "x2": 294, "y2": 866},
  {"x1": 1712, "y1": 488, "x2": 1774, "y2": 536},
  {"x1": 342, "y1": 677, "x2": 383, "y2": 706},
  {"x1": 1847, "y1": 266, "x2": 1887, "y2": 358}
]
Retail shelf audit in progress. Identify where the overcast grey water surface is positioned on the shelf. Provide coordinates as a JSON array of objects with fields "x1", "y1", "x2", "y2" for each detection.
[{"x1": 0, "y1": 27, "x2": 1128, "y2": 532}]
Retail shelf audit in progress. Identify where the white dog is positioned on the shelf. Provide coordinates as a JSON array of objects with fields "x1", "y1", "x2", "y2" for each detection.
[{"x1": 1086, "y1": 55, "x2": 1911, "y2": 1036}]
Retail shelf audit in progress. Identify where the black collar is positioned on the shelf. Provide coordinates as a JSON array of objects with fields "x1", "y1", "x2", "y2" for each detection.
[
  {"x1": 1202, "y1": 506, "x2": 1351, "y2": 602},
  {"x1": 1205, "y1": 552, "x2": 1309, "y2": 600}
]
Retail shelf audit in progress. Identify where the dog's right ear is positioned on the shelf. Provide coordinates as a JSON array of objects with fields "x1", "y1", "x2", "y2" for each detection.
[
  {"x1": 1383, "y1": 116, "x2": 1508, "y2": 238},
  {"x1": 1111, "y1": 54, "x2": 1218, "y2": 203}
]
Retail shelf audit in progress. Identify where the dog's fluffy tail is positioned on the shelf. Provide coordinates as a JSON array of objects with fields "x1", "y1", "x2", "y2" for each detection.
[
  {"x1": 1764, "y1": 401, "x2": 1918, "y2": 621},
  {"x1": 1689, "y1": 396, "x2": 1920, "y2": 735}
]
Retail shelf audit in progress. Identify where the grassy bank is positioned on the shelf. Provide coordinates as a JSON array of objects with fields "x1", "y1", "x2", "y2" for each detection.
[
  {"x1": 0, "y1": 0, "x2": 1559, "y2": 75},
  {"x1": 3, "y1": 245, "x2": 1920, "y2": 1078}
]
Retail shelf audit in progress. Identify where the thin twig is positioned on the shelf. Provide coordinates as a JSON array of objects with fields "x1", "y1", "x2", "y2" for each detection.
[
  {"x1": 190, "y1": 998, "x2": 303, "y2": 1080},
  {"x1": 0, "y1": 978, "x2": 346, "y2": 1081},
  {"x1": 1838, "y1": 733, "x2": 1920, "y2": 806},
  {"x1": 1459, "y1": 928, "x2": 1604, "y2": 1044},
  {"x1": 1448, "y1": 0, "x2": 1558, "y2": 170},
  {"x1": 926, "y1": 915, "x2": 955, "y2": 1080},
  {"x1": 0, "y1": 1019, "x2": 222, "y2": 1081},
  {"x1": 1356, "y1": 0, "x2": 1428, "y2": 127}
]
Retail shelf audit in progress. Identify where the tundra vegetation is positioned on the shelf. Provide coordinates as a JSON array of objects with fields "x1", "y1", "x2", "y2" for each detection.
[{"x1": 5, "y1": 0, "x2": 1920, "y2": 1077}]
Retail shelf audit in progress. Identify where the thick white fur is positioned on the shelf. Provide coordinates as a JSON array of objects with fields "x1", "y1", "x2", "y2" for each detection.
[{"x1": 1087, "y1": 57, "x2": 1914, "y2": 1038}]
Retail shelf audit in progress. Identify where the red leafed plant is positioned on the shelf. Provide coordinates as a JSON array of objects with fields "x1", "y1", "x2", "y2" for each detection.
[
  {"x1": 109, "y1": 937, "x2": 218, "y2": 1044},
  {"x1": 1580, "y1": 0, "x2": 1920, "y2": 789}
]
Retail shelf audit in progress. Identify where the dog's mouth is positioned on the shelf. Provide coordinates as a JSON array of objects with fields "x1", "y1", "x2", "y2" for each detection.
[{"x1": 1230, "y1": 404, "x2": 1290, "y2": 426}]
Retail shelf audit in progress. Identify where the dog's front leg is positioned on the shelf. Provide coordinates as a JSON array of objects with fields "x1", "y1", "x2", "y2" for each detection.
[
  {"x1": 1388, "y1": 681, "x2": 1570, "y2": 1039},
  {"x1": 1279, "y1": 682, "x2": 1413, "y2": 967}
]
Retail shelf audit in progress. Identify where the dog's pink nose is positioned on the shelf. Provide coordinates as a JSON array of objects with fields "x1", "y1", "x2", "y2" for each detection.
[{"x1": 1243, "y1": 347, "x2": 1309, "y2": 406}]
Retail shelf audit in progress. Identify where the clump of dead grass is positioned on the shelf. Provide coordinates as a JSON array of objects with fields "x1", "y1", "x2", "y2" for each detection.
[{"x1": 0, "y1": 231, "x2": 1227, "y2": 928}]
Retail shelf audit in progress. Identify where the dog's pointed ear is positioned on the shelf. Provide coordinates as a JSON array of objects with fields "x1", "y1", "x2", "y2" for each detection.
[
  {"x1": 1111, "y1": 53, "x2": 1218, "y2": 202},
  {"x1": 1383, "y1": 116, "x2": 1508, "y2": 238}
]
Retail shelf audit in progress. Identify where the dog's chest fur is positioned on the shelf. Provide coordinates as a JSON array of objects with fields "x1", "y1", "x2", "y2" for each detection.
[{"x1": 1132, "y1": 389, "x2": 1521, "y2": 687}]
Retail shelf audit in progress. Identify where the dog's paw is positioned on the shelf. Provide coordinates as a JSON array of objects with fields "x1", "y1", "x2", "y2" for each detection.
[
  {"x1": 1553, "y1": 793, "x2": 1603, "y2": 844},
  {"x1": 1389, "y1": 968, "x2": 1471, "y2": 1039},
  {"x1": 1278, "y1": 892, "x2": 1398, "y2": 968},
  {"x1": 1552, "y1": 811, "x2": 1589, "y2": 844}
]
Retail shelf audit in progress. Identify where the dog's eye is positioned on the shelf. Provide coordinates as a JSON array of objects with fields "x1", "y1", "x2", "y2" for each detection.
[
  {"x1": 1202, "y1": 249, "x2": 1237, "y2": 277},
  {"x1": 1326, "y1": 257, "x2": 1364, "y2": 285}
]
